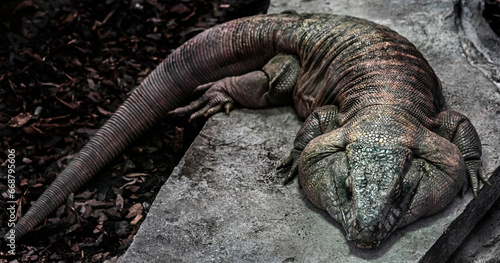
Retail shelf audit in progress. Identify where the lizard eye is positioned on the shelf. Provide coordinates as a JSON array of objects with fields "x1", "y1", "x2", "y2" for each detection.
[{"x1": 345, "y1": 176, "x2": 353, "y2": 200}]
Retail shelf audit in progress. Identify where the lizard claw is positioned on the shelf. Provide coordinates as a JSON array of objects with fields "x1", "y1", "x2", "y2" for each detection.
[
  {"x1": 168, "y1": 81, "x2": 234, "y2": 122},
  {"x1": 278, "y1": 149, "x2": 302, "y2": 185},
  {"x1": 465, "y1": 159, "x2": 490, "y2": 198}
]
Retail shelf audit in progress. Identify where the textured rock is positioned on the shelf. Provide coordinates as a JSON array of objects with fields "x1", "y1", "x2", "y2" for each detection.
[
  {"x1": 449, "y1": 194, "x2": 500, "y2": 263},
  {"x1": 122, "y1": 0, "x2": 500, "y2": 262},
  {"x1": 447, "y1": 1, "x2": 500, "y2": 261},
  {"x1": 459, "y1": 0, "x2": 500, "y2": 66},
  {"x1": 122, "y1": 107, "x2": 500, "y2": 262}
]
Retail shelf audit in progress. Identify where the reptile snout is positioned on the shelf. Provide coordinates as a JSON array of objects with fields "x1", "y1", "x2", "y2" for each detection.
[{"x1": 347, "y1": 215, "x2": 386, "y2": 249}]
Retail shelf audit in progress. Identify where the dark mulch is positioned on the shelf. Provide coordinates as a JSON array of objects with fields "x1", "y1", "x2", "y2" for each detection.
[{"x1": 0, "y1": 0, "x2": 268, "y2": 262}]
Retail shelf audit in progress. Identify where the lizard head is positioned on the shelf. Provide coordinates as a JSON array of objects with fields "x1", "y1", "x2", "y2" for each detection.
[
  {"x1": 341, "y1": 143, "x2": 415, "y2": 248},
  {"x1": 299, "y1": 139, "x2": 419, "y2": 249}
]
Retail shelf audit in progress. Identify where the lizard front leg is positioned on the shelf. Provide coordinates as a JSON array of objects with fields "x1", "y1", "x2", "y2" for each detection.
[
  {"x1": 433, "y1": 110, "x2": 489, "y2": 197},
  {"x1": 403, "y1": 110, "x2": 488, "y2": 224},
  {"x1": 279, "y1": 105, "x2": 340, "y2": 184},
  {"x1": 169, "y1": 54, "x2": 300, "y2": 121}
]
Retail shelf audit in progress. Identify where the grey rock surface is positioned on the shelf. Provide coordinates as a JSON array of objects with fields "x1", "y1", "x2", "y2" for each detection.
[
  {"x1": 446, "y1": 1, "x2": 500, "y2": 261},
  {"x1": 460, "y1": 0, "x2": 500, "y2": 67},
  {"x1": 122, "y1": 0, "x2": 500, "y2": 262},
  {"x1": 122, "y1": 107, "x2": 498, "y2": 263},
  {"x1": 450, "y1": 200, "x2": 500, "y2": 263}
]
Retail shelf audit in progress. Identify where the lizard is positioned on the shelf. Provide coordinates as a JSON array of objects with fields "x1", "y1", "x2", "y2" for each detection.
[{"x1": 7, "y1": 13, "x2": 488, "y2": 249}]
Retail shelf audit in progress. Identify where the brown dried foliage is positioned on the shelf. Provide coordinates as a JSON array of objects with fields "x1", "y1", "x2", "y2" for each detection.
[{"x1": 0, "y1": 0, "x2": 269, "y2": 261}]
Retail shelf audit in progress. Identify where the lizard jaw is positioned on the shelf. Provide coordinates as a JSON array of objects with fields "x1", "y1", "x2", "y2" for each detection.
[
  {"x1": 344, "y1": 207, "x2": 403, "y2": 249},
  {"x1": 327, "y1": 205, "x2": 392, "y2": 249},
  {"x1": 347, "y1": 236, "x2": 381, "y2": 249}
]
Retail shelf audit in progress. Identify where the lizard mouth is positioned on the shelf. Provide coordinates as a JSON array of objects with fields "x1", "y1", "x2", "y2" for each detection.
[
  {"x1": 326, "y1": 205, "x2": 388, "y2": 249},
  {"x1": 344, "y1": 214, "x2": 387, "y2": 249},
  {"x1": 347, "y1": 236, "x2": 381, "y2": 249},
  {"x1": 326, "y1": 195, "x2": 404, "y2": 249},
  {"x1": 346, "y1": 220, "x2": 387, "y2": 249}
]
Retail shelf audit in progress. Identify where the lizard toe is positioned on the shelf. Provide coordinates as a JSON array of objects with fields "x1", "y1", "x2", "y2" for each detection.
[
  {"x1": 465, "y1": 160, "x2": 490, "y2": 198},
  {"x1": 278, "y1": 149, "x2": 301, "y2": 185},
  {"x1": 169, "y1": 83, "x2": 235, "y2": 121}
]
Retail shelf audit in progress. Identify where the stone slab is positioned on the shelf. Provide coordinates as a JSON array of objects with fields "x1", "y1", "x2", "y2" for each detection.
[
  {"x1": 122, "y1": 0, "x2": 500, "y2": 262},
  {"x1": 446, "y1": 1, "x2": 500, "y2": 261},
  {"x1": 122, "y1": 108, "x2": 500, "y2": 263}
]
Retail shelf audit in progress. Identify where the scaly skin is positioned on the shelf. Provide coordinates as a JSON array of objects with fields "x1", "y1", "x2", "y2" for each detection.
[{"x1": 9, "y1": 14, "x2": 487, "y2": 249}]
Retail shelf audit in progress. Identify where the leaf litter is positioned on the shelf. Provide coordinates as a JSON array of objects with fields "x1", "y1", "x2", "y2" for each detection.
[{"x1": 0, "y1": 0, "x2": 270, "y2": 261}]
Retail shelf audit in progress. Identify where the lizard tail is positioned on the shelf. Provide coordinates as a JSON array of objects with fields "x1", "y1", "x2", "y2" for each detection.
[
  {"x1": 8, "y1": 14, "x2": 281, "y2": 241},
  {"x1": 9, "y1": 60, "x2": 183, "y2": 241}
]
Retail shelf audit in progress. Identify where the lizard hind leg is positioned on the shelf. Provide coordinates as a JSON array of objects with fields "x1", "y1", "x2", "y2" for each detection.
[{"x1": 169, "y1": 54, "x2": 300, "y2": 122}]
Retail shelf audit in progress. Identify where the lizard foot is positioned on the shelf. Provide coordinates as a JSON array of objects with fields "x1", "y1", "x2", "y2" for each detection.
[
  {"x1": 169, "y1": 81, "x2": 234, "y2": 122},
  {"x1": 465, "y1": 159, "x2": 490, "y2": 198},
  {"x1": 277, "y1": 149, "x2": 301, "y2": 185}
]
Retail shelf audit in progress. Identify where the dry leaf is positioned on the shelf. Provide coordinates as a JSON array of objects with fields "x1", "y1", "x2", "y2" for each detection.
[
  {"x1": 7, "y1": 112, "x2": 32, "y2": 128},
  {"x1": 125, "y1": 203, "x2": 143, "y2": 219}
]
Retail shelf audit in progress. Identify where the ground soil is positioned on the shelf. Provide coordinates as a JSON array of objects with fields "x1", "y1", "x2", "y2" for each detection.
[{"x1": 0, "y1": 1, "x2": 268, "y2": 262}]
